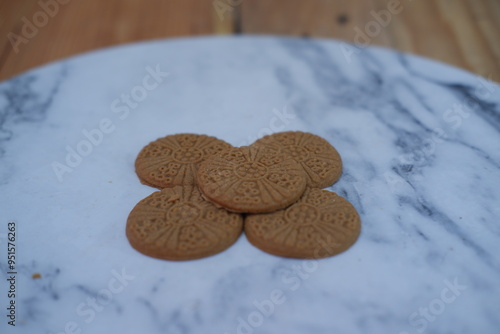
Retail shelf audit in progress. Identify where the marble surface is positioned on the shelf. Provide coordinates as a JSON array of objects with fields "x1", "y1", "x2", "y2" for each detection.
[{"x1": 1, "y1": 36, "x2": 499, "y2": 334}]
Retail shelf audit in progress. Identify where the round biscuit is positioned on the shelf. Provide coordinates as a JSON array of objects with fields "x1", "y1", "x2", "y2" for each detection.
[
  {"x1": 254, "y1": 131, "x2": 342, "y2": 188},
  {"x1": 126, "y1": 186, "x2": 243, "y2": 261},
  {"x1": 244, "y1": 188, "x2": 360, "y2": 259},
  {"x1": 197, "y1": 145, "x2": 307, "y2": 213},
  {"x1": 135, "y1": 134, "x2": 232, "y2": 189}
]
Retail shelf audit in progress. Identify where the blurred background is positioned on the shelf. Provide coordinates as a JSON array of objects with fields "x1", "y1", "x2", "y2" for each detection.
[{"x1": 1, "y1": 0, "x2": 499, "y2": 82}]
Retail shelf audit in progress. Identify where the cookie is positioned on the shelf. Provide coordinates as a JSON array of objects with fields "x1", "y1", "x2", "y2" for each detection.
[
  {"x1": 244, "y1": 188, "x2": 360, "y2": 259},
  {"x1": 197, "y1": 145, "x2": 307, "y2": 213},
  {"x1": 135, "y1": 134, "x2": 232, "y2": 189},
  {"x1": 126, "y1": 186, "x2": 243, "y2": 261},
  {"x1": 253, "y1": 131, "x2": 342, "y2": 188}
]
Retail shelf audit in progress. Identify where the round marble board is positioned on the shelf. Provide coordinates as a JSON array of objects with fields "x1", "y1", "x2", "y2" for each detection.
[{"x1": 0, "y1": 36, "x2": 499, "y2": 334}]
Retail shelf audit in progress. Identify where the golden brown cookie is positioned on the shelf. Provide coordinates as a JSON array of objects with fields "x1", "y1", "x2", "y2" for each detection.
[
  {"x1": 135, "y1": 134, "x2": 232, "y2": 189},
  {"x1": 197, "y1": 146, "x2": 307, "y2": 213},
  {"x1": 253, "y1": 131, "x2": 342, "y2": 188},
  {"x1": 126, "y1": 186, "x2": 243, "y2": 261},
  {"x1": 244, "y1": 188, "x2": 360, "y2": 259}
]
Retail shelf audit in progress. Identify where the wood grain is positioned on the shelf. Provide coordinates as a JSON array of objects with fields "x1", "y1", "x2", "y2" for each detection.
[
  {"x1": 0, "y1": 0, "x2": 498, "y2": 82},
  {"x1": 241, "y1": 0, "x2": 500, "y2": 81},
  {"x1": 0, "y1": 0, "x2": 233, "y2": 81}
]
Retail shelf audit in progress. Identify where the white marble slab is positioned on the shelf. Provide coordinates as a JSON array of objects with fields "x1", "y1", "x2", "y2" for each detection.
[{"x1": 0, "y1": 36, "x2": 499, "y2": 334}]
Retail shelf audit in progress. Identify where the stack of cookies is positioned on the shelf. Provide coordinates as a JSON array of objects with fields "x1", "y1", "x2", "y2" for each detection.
[{"x1": 127, "y1": 132, "x2": 361, "y2": 261}]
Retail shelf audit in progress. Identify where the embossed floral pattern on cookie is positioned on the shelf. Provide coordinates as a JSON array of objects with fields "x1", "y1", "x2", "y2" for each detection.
[
  {"x1": 126, "y1": 186, "x2": 243, "y2": 261},
  {"x1": 197, "y1": 146, "x2": 307, "y2": 213},
  {"x1": 135, "y1": 134, "x2": 232, "y2": 189},
  {"x1": 244, "y1": 188, "x2": 360, "y2": 259},
  {"x1": 254, "y1": 131, "x2": 342, "y2": 188}
]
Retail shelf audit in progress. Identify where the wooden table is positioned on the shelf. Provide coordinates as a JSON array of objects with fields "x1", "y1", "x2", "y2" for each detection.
[{"x1": 1, "y1": 0, "x2": 499, "y2": 82}]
